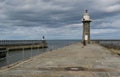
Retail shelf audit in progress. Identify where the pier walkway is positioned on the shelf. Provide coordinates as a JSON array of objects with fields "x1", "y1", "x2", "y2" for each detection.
[{"x1": 0, "y1": 43, "x2": 120, "y2": 77}]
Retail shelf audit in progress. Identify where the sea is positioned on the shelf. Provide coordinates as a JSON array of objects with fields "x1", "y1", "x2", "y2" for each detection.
[{"x1": 0, "y1": 40, "x2": 80, "y2": 67}]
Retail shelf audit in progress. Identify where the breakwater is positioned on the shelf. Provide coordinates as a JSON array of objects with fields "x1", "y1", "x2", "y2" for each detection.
[
  {"x1": 0, "y1": 40, "x2": 79, "y2": 67},
  {"x1": 0, "y1": 40, "x2": 47, "y2": 51},
  {"x1": 91, "y1": 40, "x2": 120, "y2": 55},
  {"x1": 91, "y1": 40, "x2": 120, "y2": 48},
  {"x1": 0, "y1": 43, "x2": 120, "y2": 77},
  {"x1": 99, "y1": 40, "x2": 120, "y2": 50},
  {"x1": 91, "y1": 40, "x2": 120, "y2": 49}
]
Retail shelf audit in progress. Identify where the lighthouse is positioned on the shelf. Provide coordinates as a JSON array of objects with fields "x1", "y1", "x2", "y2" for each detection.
[
  {"x1": 82, "y1": 10, "x2": 92, "y2": 45},
  {"x1": 41, "y1": 36, "x2": 48, "y2": 48}
]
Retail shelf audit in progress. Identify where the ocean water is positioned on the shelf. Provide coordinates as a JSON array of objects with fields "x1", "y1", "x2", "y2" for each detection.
[{"x1": 0, "y1": 40, "x2": 80, "y2": 67}]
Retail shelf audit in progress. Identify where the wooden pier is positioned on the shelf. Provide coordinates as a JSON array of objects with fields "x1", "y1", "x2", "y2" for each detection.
[{"x1": 0, "y1": 43, "x2": 120, "y2": 77}]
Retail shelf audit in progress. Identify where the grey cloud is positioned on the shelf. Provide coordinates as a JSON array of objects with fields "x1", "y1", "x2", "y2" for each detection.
[
  {"x1": 0, "y1": 0, "x2": 120, "y2": 39},
  {"x1": 2, "y1": 0, "x2": 117, "y2": 27}
]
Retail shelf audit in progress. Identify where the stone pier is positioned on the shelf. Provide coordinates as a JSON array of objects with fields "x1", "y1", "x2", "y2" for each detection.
[{"x1": 0, "y1": 43, "x2": 120, "y2": 77}]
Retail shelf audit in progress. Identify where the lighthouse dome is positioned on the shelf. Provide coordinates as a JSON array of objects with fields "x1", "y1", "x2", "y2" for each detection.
[{"x1": 82, "y1": 10, "x2": 91, "y2": 21}]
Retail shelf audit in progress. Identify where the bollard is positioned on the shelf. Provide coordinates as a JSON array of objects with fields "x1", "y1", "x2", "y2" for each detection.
[{"x1": 83, "y1": 40, "x2": 86, "y2": 46}]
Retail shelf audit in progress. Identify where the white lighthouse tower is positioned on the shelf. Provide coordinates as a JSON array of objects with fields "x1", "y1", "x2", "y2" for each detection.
[{"x1": 82, "y1": 10, "x2": 92, "y2": 45}]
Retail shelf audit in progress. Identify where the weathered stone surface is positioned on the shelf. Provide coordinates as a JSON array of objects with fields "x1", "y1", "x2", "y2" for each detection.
[{"x1": 0, "y1": 43, "x2": 120, "y2": 77}]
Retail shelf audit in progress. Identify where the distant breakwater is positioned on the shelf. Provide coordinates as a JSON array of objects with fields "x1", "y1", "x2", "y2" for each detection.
[{"x1": 0, "y1": 40, "x2": 48, "y2": 51}]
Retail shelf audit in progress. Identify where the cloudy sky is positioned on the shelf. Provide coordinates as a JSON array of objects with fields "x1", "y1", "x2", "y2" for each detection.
[{"x1": 0, "y1": 0, "x2": 120, "y2": 40}]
